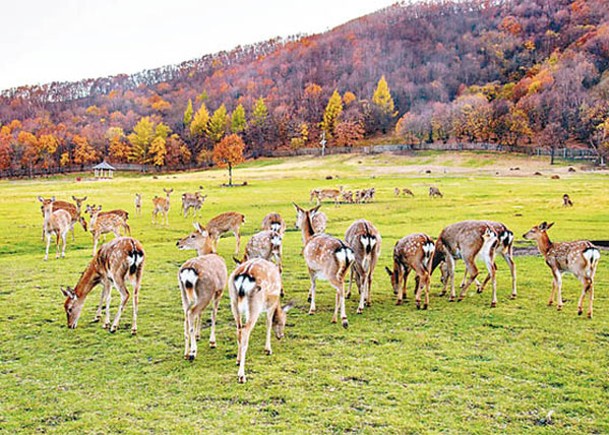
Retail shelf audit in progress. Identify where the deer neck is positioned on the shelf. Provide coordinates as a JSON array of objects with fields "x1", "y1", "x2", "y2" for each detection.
[
  {"x1": 197, "y1": 238, "x2": 216, "y2": 255},
  {"x1": 300, "y1": 212, "x2": 315, "y2": 246},
  {"x1": 73, "y1": 260, "x2": 102, "y2": 300},
  {"x1": 536, "y1": 233, "x2": 553, "y2": 257}
]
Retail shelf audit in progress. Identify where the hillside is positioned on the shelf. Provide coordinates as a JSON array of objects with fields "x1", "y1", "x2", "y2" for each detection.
[{"x1": 1, "y1": 0, "x2": 609, "y2": 175}]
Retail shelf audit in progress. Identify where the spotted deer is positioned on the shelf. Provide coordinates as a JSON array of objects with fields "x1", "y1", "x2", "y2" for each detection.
[
  {"x1": 239, "y1": 230, "x2": 283, "y2": 274},
  {"x1": 38, "y1": 197, "x2": 73, "y2": 260},
  {"x1": 206, "y1": 212, "x2": 246, "y2": 255},
  {"x1": 177, "y1": 225, "x2": 227, "y2": 359},
  {"x1": 261, "y1": 212, "x2": 286, "y2": 235},
  {"x1": 294, "y1": 204, "x2": 327, "y2": 235},
  {"x1": 152, "y1": 188, "x2": 174, "y2": 225},
  {"x1": 134, "y1": 193, "x2": 142, "y2": 216},
  {"x1": 294, "y1": 202, "x2": 354, "y2": 328},
  {"x1": 87, "y1": 205, "x2": 131, "y2": 256},
  {"x1": 523, "y1": 222, "x2": 600, "y2": 318},
  {"x1": 310, "y1": 187, "x2": 342, "y2": 205},
  {"x1": 40, "y1": 196, "x2": 88, "y2": 241},
  {"x1": 385, "y1": 233, "x2": 435, "y2": 309},
  {"x1": 182, "y1": 192, "x2": 207, "y2": 218},
  {"x1": 344, "y1": 219, "x2": 381, "y2": 314},
  {"x1": 61, "y1": 237, "x2": 144, "y2": 334},
  {"x1": 87, "y1": 204, "x2": 129, "y2": 223},
  {"x1": 229, "y1": 258, "x2": 291, "y2": 383},
  {"x1": 432, "y1": 220, "x2": 515, "y2": 307}
]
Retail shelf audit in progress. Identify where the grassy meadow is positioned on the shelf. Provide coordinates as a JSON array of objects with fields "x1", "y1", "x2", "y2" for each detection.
[{"x1": 1, "y1": 151, "x2": 608, "y2": 433}]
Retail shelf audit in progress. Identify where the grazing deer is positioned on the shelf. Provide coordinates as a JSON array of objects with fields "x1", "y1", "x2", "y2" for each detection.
[
  {"x1": 294, "y1": 204, "x2": 327, "y2": 234},
  {"x1": 429, "y1": 186, "x2": 443, "y2": 198},
  {"x1": 562, "y1": 194, "x2": 573, "y2": 207},
  {"x1": 261, "y1": 212, "x2": 286, "y2": 235},
  {"x1": 38, "y1": 197, "x2": 73, "y2": 260},
  {"x1": 61, "y1": 237, "x2": 145, "y2": 334},
  {"x1": 402, "y1": 188, "x2": 415, "y2": 197},
  {"x1": 240, "y1": 230, "x2": 283, "y2": 273},
  {"x1": 177, "y1": 225, "x2": 227, "y2": 359},
  {"x1": 344, "y1": 219, "x2": 381, "y2": 314},
  {"x1": 182, "y1": 192, "x2": 207, "y2": 218},
  {"x1": 40, "y1": 196, "x2": 88, "y2": 241},
  {"x1": 432, "y1": 220, "x2": 515, "y2": 307},
  {"x1": 385, "y1": 233, "x2": 435, "y2": 309},
  {"x1": 294, "y1": 202, "x2": 354, "y2": 328},
  {"x1": 523, "y1": 222, "x2": 600, "y2": 318},
  {"x1": 310, "y1": 187, "x2": 342, "y2": 205},
  {"x1": 87, "y1": 205, "x2": 131, "y2": 256},
  {"x1": 152, "y1": 188, "x2": 174, "y2": 225},
  {"x1": 341, "y1": 190, "x2": 354, "y2": 204},
  {"x1": 134, "y1": 193, "x2": 142, "y2": 216},
  {"x1": 229, "y1": 258, "x2": 291, "y2": 383},
  {"x1": 206, "y1": 212, "x2": 246, "y2": 255}
]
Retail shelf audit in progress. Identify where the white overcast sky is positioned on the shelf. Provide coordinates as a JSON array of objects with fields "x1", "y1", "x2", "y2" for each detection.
[{"x1": 0, "y1": 0, "x2": 397, "y2": 91}]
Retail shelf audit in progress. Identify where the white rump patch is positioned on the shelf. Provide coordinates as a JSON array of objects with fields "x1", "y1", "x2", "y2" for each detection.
[
  {"x1": 235, "y1": 274, "x2": 256, "y2": 295},
  {"x1": 271, "y1": 235, "x2": 282, "y2": 246},
  {"x1": 423, "y1": 242, "x2": 434, "y2": 256},
  {"x1": 583, "y1": 248, "x2": 601, "y2": 264},
  {"x1": 271, "y1": 223, "x2": 281, "y2": 232},
  {"x1": 360, "y1": 236, "x2": 370, "y2": 249},
  {"x1": 335, "y1": 249, "x2": 347, "y2": 263},
  {"x1": 346, "y1": 248, "x2": 355, "y2": 263},
  {"x1": 179, "y1": 269, "x2": 198, "y2": 289}
]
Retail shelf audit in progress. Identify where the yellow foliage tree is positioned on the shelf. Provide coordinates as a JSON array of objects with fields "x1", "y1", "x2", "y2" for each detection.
[{"x1": 212, "y1": 134, "x2": 245, "y2": 186}]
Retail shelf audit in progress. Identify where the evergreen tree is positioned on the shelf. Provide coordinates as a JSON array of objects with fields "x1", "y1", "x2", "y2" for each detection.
[
  {"x1": 372, "y1": 75, "x2": 397, "y2": 134},
  {"x1": 231, "y1": 103, "x2": 246, "y2": 133},
  {"x1": 209, "y1": 104, "x2": 228, "y2": 143},
  {"x1": 321, "y1": 90, "x2": 343, "y2": 139}
]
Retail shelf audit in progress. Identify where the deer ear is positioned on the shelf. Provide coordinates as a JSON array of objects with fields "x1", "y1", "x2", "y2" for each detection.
[
  {"x1": 546, "y1": 222, "x2": 555, "y2": 230},
  {"x1": 37, "y1": 196, "x2": 44, "y2": 202},
  {"x1": 193, "y1": 222, "x2": 205, "y2": 233},
  {"x1": 61, "y1": 286, "x2": 75, "y2": 299},
  {"x1": 82, "y1": 196, "x2": 87, "y2": 201},
  {"x1": 539, "y1": 221, "x2": 547, "y2": 230},
  {"x1": 232, "y1": 256, "x2": 242, "y2": 265},
  {"x1": 385, "y1": 266, "x2": 393, "y2": 276},
  {"x1": 51, "y1": 196, "x2": 55, "y2": 202},
  {"x1": 282, "y1": 301, "x2": 295, "y2": 313},
  {"x1": 292, "y1": 202, "x2": 302, "y2": 212},
  {"x1": 311, "y1": 205, "x2": 321, "y2": 214}
]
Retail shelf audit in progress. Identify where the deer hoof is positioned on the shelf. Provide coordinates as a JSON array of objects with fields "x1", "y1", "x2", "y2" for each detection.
[
  {"x1": 345, "y1": 293, "x2": 351, "y2": 300},
  {"x1": 510, "y1": 294, "x2": 517, "y2": 300},
  {"x1": 547, "y1": 301, "x2": 553, "y2": 306},
  {"x1": 439, "y1": 291, "x2": 446, "y2": 297},
  {"x1": 131, "y1": 329, "x2": 137, "y2": 335},
  {"x1": 578, "y1": 309, "x2": 583, "y2": 316},
  {"x1": 448, "y1": 297, "x2": 455, "y2": 303},
  {"x1": 209, "y1": 341, "x2": 216, "y2": 348},
  {"x1": 587, "y1": 312, "x2": 593, "y2": 319},
  {"x1": 476, "y1": 287, "x2": 483, "y2": 294},
  {"x1": 342, "y1": 319, "x2": 349, "y2": 329},
  {"x1": 238, "y1": 376, "x2": 246, "y2": 384},
  {"x1": 109, "y1": 327, "x2": 117, "y2": 334},
  {"x1": 308, "y1": 309, "x2": 315, "y2": 315},
  {"x1": 307, "y1": 296, "x2": 312, "y2": 303},
  {"x1": 187, "y1": 354, "x2": 195, "y2": 361},
  {"x1": 102, "y1": 322, "x2": 110, "y2": 329},
  {"x1": 490, "y1": 302, "x2": 497, "y2": 308},
  {"x1": 91, "y1": 317, "x2": 100, "y2": 323},
  {"x1": 356, "y1": 308, "x2": 363, "y2": 314},
  {"x1": 265, "y1": 349, "x2": 272, "y2": 355},
  {"x1": 423, "y1": 304, "x2": 428, "y2": 310},
  {"x1": 366, "y1": 301, "x2": 371, "y2": 307},
  {"x1": 416, "y1": 303, "x2": 421, "y2": 310},
  {"x1": 557, "y1": 305, "x2": 563, "y2": 312},
  {"x1": 396, "y1": 300, "x2": 403, "y2": 306}
]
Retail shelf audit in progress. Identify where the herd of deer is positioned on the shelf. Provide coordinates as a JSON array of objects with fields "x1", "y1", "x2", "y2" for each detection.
[{"x1": 38, "y1": 187, "x2": 601, "y2": 383}]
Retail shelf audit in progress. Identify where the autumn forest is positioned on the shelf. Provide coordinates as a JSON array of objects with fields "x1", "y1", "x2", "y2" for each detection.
[{"x1": 1, "y1": 0, "x2": 609, "y2": 176}]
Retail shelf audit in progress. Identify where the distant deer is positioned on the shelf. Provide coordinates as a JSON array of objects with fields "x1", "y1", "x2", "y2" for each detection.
[
  {"x1": 294, "y1": 202, "x2": 354, "y2": 328},
  {"x1": 310, "y1": 187, "x2": 342, "y2": 205},
  {"x1": 87, "y1": 204, "x2": 129, "y2": 223},
  {"x1": 344, "y1": 219, "x2": 381, "y2": 314},
  {"x1": 40, "y1": 196, "x2": 88, "y2": 241},
  {"x1": 177, "y1": 224, "x2": 227, "y2": 359},
  {"x1": 294, "y1": 204, "x2": 327, "y2": 235},
  {"x1": 239, "y1": 230, "x2": 283, "y2": 274},
  {"x1": 385, "y1": 233, "x2": 435, "y2": 309},
  {"x1": 562, "y1": 194, "x2": 573, "y2": 207},
  {"x1": 38, "y1": 196, "x2": 72, "y2": 260},
  {"x1": 182, "y1": 192, "x2": 207, "y2": 218},
  {"x1": 229, "y1": 258, "x2": 291, "y2": 383},
  {"x1": 134, "y1": 193, "x2": 142, "y2": 216},
  {"x1": 152, "y1": 188, "x2": 174, "y2": 225},
  {"x1": 261, "y1": 212, "x2": 286, "y2": 235},
  {"x1": 86, "y1": 205, "x2": 131, "y2": 256},
  {"x1": 431, "y1": 220, "x2": 516, "y2": 307},
  {"x1": 61, "y1": 237, "x2": 144, "y2": 334},
  {"x1": 395, "y1": 188, "x2": 415, "y2": 197},
  {"x1": 205, "y1": 212, "x2": 246, "y2": 255},
  {"x1": 523, "y1": 222, "x2": 600, "y2": 318},
  {"x1": 429, "y1": 186, "x2": 443, "y2": 198}
]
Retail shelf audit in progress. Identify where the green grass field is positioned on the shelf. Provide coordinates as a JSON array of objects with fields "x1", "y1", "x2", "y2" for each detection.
[{"x1": 1, "y1": 152, "x2": 608, "y2": 433}]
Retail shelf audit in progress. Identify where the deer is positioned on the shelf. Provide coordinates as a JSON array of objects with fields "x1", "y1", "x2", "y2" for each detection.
[
  {"x1": 205, "y1": 212, "x2": 246, "y2": 255},
  {"x1": 239, "y1": 230, "x2": 283, "y2": 274},
  {"x1": 38, "y1": 197, "x2": 73, "y2": 260},
  {"x1": 60, "y1": 237, "x2": 144, "y2": 334},
  {"x1": 429, "y1": 186, "x2": 443, "y2": 198},
  {"x1": 261, "y1": 212, "x2": 286, "y2": 235},
  {"x1": 86, "y1": 204, "x2": 129, "y2": 223},
  {"x1": 310, "y1": 187, "x2": 342, "y2": 205},
  {"x1": 152, "y1": 188, "x2": 174, "y2": 225},
  {"x1": 293, "y1": 202, "x2": 354, "y2": 328},
  {"x1": 385, "y1": 233, "x2": 435, "y2": 309},
  {"x1": 229, "y1": 258, "x2": 292, "y2": 383},
  {"x1": 344, "y1": 219, "x2": 381, "y2": 314},
  {"x1": 523, "y1": 222, "x2": 601, "y2": 318},
  {"x1": 431, "y1": 220, "x2": 514, "y2": 307},
  {"x1": 87, "y1": 205, "x2": 131, "y2": 256},
  {"x1": 177, "y1": 223, "x2": 227, "y2": 359},
  {"x1": 39, "y1": 196, "x2": 88, "y2": 241},
  {"x1": 294, "y1": 204, "x2": 327, "y2": 234},
  {"x1": 134, "y1": 193, "x2": 142, "y2": 216},
  {"x1": 562, "y1": 194, "x2": 573, "y2": 207},
  {"x1": 182, "y1": 192, "x2": 207, "y2": 218}
]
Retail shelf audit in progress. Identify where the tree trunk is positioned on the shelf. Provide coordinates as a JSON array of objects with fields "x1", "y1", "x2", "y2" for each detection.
[
  {"x1": 228, "y1": 163, "x2": 233, "y2": 186},
  {"x1": 550, "y1": 146, "x2": 555, "y2": 165}
]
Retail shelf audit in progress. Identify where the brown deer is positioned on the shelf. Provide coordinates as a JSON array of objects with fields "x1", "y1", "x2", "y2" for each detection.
[
  {"x1": 429, "y1": 186, "x2": 443, "y2": 198},
  {"x1": 523, "y1": 222, "x2": 601, "y2": 318},
  {"x1": 344, "y1": 219, "x2": 381, "y2": 314},
  {"x1": 385, "y1": 233, "x2": 435, "y2": 309},
  {"x1": 229, "y1": 258, "x2": 291, "y2": 383},
  {"x1": 206, "y1": 212, "x2": 246, "y2": 255},
  {"x1": 293, "y1": 202, "x2": 354, "y2": 328},
  {"x1": 182, "y1": 191, "x2": 207, "y2": 218},
  {"x1": 177, "y1": 225, "x2": 227, "y2": 359},
  {"x1": 261, "y1": 212, "x2": 286, "y2": 235},
  {"x1": 134, "y1": 193, "x2": 142, "y2": 216},
  {"x1": 240, "y1": 230, "x2": 283, "y2": 273},
  {"x1": 61, "y1": 237, "x2": 145, "y2": 334},
  {"x1": 310, "y1": 187, "x2": 342, "y2": 205},
  {"x1": 294, "y1": 204, "x2": 327, "y2": 234},
  {"x1": 152, "y1": 188, "x2": 174, "y2": 225},
  {"x1": 38, "y1": 197, "x2": 73, "y2": 260},
  {"x1": 87, "y1": 205, "x2": 131, "y2": 256},
  {"x1": 40, "y1": 196, "x2": 88, "y2": 241},
  {"x1": 88, "y1": 204, "x2": 129, "y2": 223},
  {"x1": 562, "y1": 194, "x2": 573, "y2": 207},
  {"x1": 431, "y1": 220, "x2": 514, "y2": 307}
]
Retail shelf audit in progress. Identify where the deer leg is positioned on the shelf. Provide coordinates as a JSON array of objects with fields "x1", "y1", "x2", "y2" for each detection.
[
  {"x1": 186, "y1": 307, "x2": 198, "y2": 360},
  {"x1": 483, "y1": 255, "x2": 497, "y2": 308},
  {"x1": 230, "y1": 298, "x2": 242, "y2": 365},
  {"x1": 346, "y1": 266, "x2": 354, "y2": 300},
  {"x1": 502, "y1": 250, "x2": 517, "y2": 299},
  {"x1": 398, "y1": 269, "x2": 410, "y2": 305},
  {"x1": 308, "y1": 270, "x2": 316, "y2": 314},
  {"x1": 265, "y1": 306, "x2": 274, "y2": 355},
  {"x1": 329, "y1": 279, "x2": 348, "y2": 328},
  {"x1": 588, "y1": 280, "x2": 594, "y2": 319},
  {"x1": 423, "y1": 272, "x2": 431, "y2": 310},
  {"x1": 554, "y1": 272, "x2": 564, "y2": 311},
  {"x1": 181, "y1": 290, "x2": 191, "y2": 359},
  {"x1": 130, "y1": 272, "x2": 141, "y2": 335},
  {"x1": 444, "y1": 256, "x2": 456, "y2": 301},
  {"x1": 357, "y1": 271, "x2": 367, "y2": 314},
  {"x1": 55, "y1": 232, "x2": 61, "y2": 259},
  {"x1": 95, "y1": 280, "x2": 111, "y2": 323},
  {"x1": 366, "y1": 272, "x2": 373, "y2": 306},
  {"x1": 458, "y1": 259, "x2": 479, "y2": 300},
  {"x1": 233, "y1": 231, "x2": 241, "y2": 255},
  {"x1": 60, "y1": 229, "x2": 67, "y2": 258},
  {"x1": 109, "y1": 277, "x2": 130, "y2": 333},
  {"x1": 209, "y1": 292, "x2": 221, "y2": 348},
  {"x1": 237, "y1": 307, "x2": 261, "y2": 383}
]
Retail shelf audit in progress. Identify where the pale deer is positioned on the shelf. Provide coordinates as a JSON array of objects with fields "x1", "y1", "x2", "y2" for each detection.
[
  {"x1": 261, "y1": 212, "x2": 286, "y2": 235},
  {"x1": 134, "y1": 193, "x2": 142, "y2": 216},
  {"x1": 88, "y1": 204, "x2": 129, "y2": 224},
  {"x1": 431, "y1": 220, "x2": 514, "y2": 307},
  {"x1": 240, "y1": 230, "x2": 283, "y2": 273},
  {"x1": 40, "y1": 196, "x2": 88, "y2": 241},
  {"x1": 344, "y1": 219, "x2": 381, "y2": 314},
  {"x1": 87, "y1": 205, "x2": 131, "y2": 256},
  {"x1": 182, "y1": 192, "x2": 207, "y2": 218},
  {"x1": 562, "y1": 194, "x2": 573, "y2": 207},
  {"x1": 310, "y1": 187, "x2": 342, "y2": 205},
  {"x1": 429, "y1": 186, "x2": 443, "y2": 198},
  {"x1": 61, "y1": 237, "x2": 145, "y2": 334},
  {"x1": 523, "y1": 222, "x2": 601, "y2": 318},
  {"x1": 385, "y1": 233, "x2": 435, "y2": 309},
  {"x1": 294, "y1": 204, "x2": 327, "y2": 234},
  {"x1": 152, "y1": 188, "x2": 174, "y2": 225},
  {"x1": 206, "y1": 212, "x2": 246, "y2": 255},
  {"x1": 293, "y1": 202, "x2": 354, "y2": 328},
  {"x1": 229, "y1": 258, "x2": 291, "y2": 383},
  {"x1": 38, "y1": 197, "x2": 73, "y2": 260},
  {"x1": 177, "y1": 225, "x2": 227, "y2": 359}
]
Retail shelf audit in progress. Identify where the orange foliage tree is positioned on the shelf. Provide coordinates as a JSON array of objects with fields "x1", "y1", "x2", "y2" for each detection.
[
  {"x1": 212, "y1": 133, "x2": 245, "y2": 186},
  {"x1": 72, "y1": 134, "x2": 97, "y2": 166}
]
